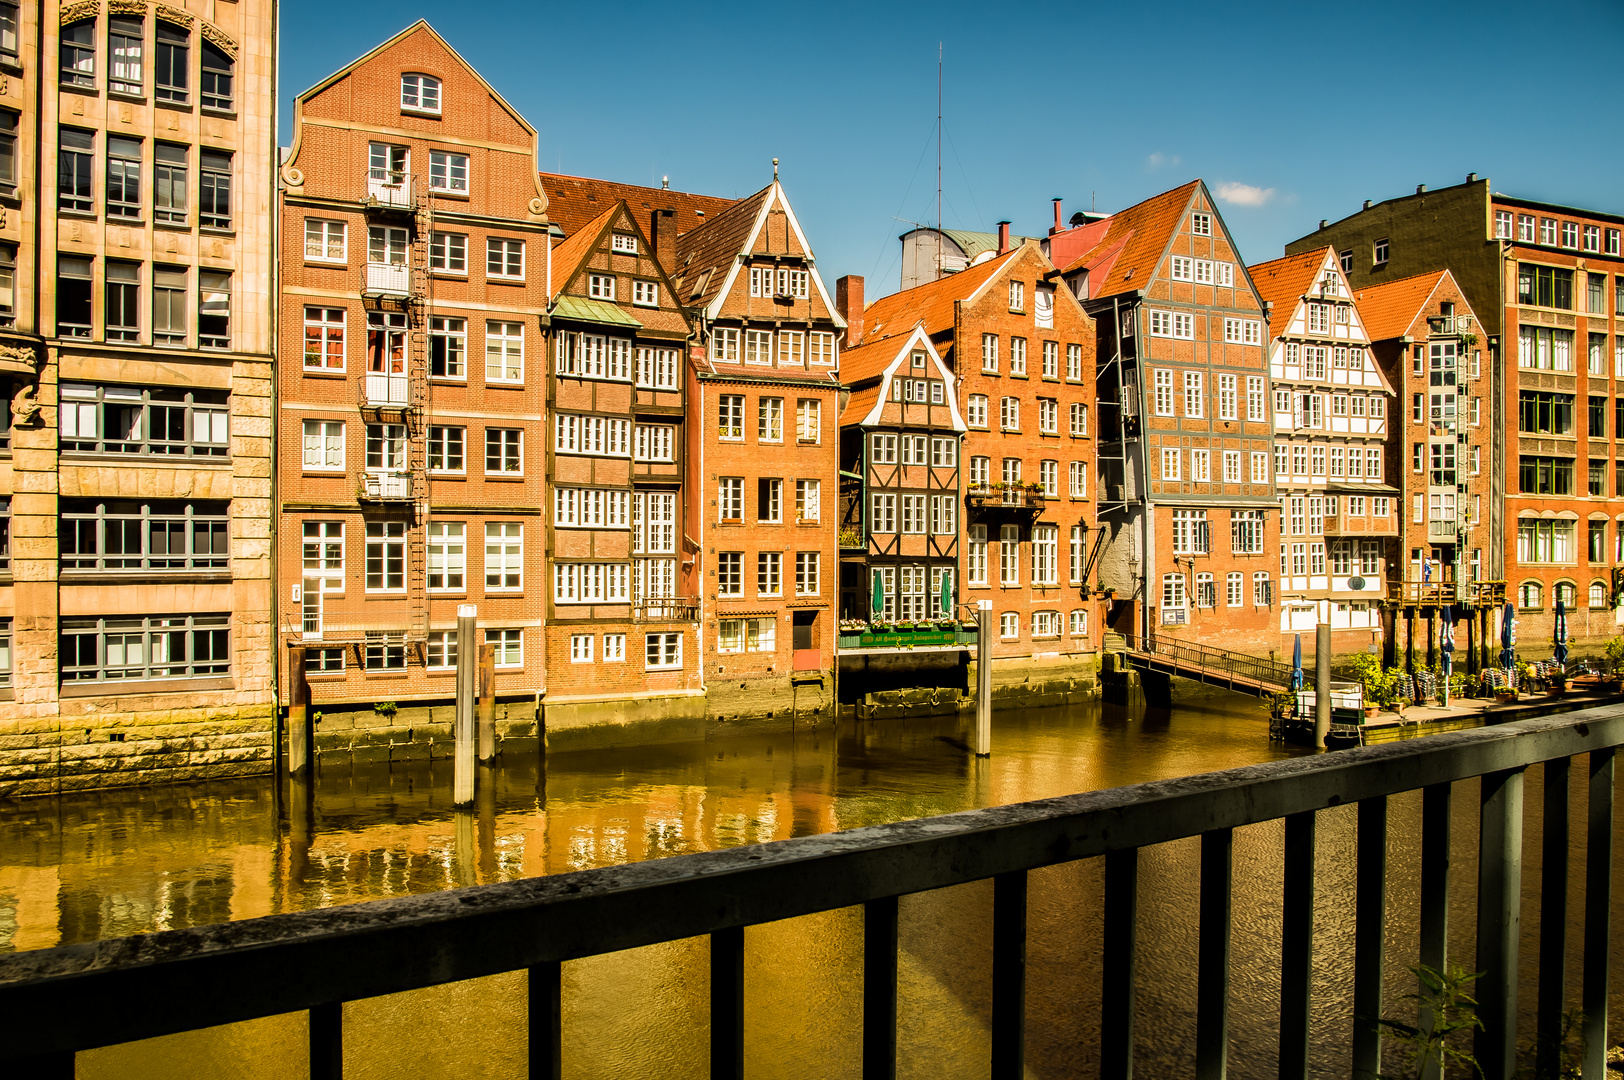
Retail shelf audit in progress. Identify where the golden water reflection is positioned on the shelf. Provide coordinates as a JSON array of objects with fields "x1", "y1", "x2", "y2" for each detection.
[{"x1": 5, "y1": 692, "x2": 1623, "y2": 1078}]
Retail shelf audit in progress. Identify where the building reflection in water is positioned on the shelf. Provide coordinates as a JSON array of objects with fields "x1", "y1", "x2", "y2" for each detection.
[{"x1": 2, "y1": 697, "x2": 1619, "y2": 1079}]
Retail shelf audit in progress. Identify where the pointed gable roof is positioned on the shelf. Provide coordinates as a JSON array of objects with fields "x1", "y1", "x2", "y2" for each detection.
[
  {"x1": 1353, "y1": 271, "x2": 1453, "y2": 342},
  {"x1": 857, "y1": 250, "x2": 1019, "y2": 347},
  {"x1": 1063, "y1": 180, "x2": 1202, "y2": 299},
  {"x1": 538, "y1": 173, "x2": 737, "y2": 242},
  {"x1": 837, "y1": 326, "x2": 966, "y2": 430},
  {"x1": 673, "y1": 184, "x2": 776, "y2": 311},
  {"x1": 1250, "y1": 247, "x2": 1335, "y2": 340},
  {"x1": 548, "y1": 205, "x2": 620, "y2": 299}
]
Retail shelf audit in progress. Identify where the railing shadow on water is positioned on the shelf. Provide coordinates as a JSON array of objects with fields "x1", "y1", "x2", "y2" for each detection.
[{"x1": 0, "y1": 708, "x2": 1619, "y2": 1080}]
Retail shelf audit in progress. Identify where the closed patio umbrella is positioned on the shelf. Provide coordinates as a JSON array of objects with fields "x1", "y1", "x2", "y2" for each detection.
[
  {"x1": 871, "y1": 570, "x2": 885, "y2": 621},
  {"x1": 1291, "y1": 633, "x2": 1303, "y2": 692},
  {"x1": 1500, "y1": 601, "x2": 1516, "y2": 671},
  {"x1": 1440, "y1": 605, "x2": 1454, "y2": 705},
  {"x1": 1554, "y1": 598, "x2": 1569, "y2": 669},
  {"x1": 940, "y1": 572, "x2": 953, "y2": 620}
]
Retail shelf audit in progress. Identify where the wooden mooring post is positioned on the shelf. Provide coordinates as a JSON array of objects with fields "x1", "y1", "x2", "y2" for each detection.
[
  {"x1": 975, "y1": 600, "x2": 992, "y2": 757},
  {"x1": 454, "y1": 605, "x2": 477, "y2": 807}
]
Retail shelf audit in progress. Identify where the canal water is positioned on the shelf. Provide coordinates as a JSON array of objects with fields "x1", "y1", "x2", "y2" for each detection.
[{"x1": 1, "y1": 686, "x2": 1620, "y2": 1079}]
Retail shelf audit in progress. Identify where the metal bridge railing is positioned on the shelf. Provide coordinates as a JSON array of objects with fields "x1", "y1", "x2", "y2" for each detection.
[
  {"x1": 1122, "y1": 630, "x2": 1297, "y2": 692},
  {"x1": 0, "y1": 709, "x2": 1619, "y2": 1080}
]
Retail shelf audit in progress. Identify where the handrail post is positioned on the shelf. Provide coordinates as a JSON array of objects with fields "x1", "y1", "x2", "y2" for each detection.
[
  {"x1": 1100, "y1": 849, "x2": 1138, "y2": 1080},
  {"x1": 1196, "y1": 829, "x2": 1233, "y2": 1080},
  {"x1": 1278, "y1": 811, "x2": 1315, "y2": 1080},
  {"x1": 1352, "y1": 797, "x2": 1388, "y2": 1076},
  {"x1": 1583, "y1": 748, "x2": 1614, "y2": 1078},
  {"x1": 711, "y1": 926, "x2": 744, "y2": 1080},
  {"x1": 990, "y1": 871, "x2": 1028, "y2": 1079},
  {"x1": 1475, "y1": 768, "x2": 1525, "y2": 1080},
  {"x1": 863, "y1": 897, "x2": 898, "y2": 1080},
  {"x1": 1537, "y1": 758, "x2": 1570, "y2": 1080},
  {"x1": 1417, "y1": 783, "x2": 1452, "y2": 1080}
]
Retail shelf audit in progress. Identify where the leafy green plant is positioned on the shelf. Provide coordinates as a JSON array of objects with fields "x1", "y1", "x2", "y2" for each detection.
[
  {"x1": 374, "y1": 700, "x2": 398, "y2": 719},
  {"x1": 1373, "y1": 964, "x2": 1482, "y2": 1080},
  {"x1": 1604, "y1": 636, "x2": 1624, "y2": 676},
  {"x1": 1346, "y1": 653, "x2": 1392, "y2": 706}
]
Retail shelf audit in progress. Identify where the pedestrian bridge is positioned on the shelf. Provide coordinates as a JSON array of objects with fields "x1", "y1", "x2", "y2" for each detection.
[
  {"x1": 0, "y1": 708, "x2": 1617, "y2": 1080},
  {"x1": 1118, "y1": 632, "x2": 1295, "y2": 698}
]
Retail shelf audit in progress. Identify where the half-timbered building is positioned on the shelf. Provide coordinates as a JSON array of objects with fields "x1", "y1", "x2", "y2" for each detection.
[
  {"x1": 541, "y1": 200, "x2": 702, "y2": 724},
  {"x1": 837, "y1": 326, "x2": 965, "y2": 623},
  {"x1": 1251, "y1": 247, "x2": 1396, "y2": 646}
]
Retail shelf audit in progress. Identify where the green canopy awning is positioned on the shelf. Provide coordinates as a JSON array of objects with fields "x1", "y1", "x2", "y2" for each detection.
[{"x1": 552, "y1": 295, "x2": 643, "y2": 329}]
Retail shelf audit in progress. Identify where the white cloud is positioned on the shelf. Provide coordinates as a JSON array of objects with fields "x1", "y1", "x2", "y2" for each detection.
[
  {"x1": 1145, "y1": 152, "x2": 1181, "y2": 171},
  {"x1": 1216, "y1": 182, "x2": 1276, "y2": 207}
]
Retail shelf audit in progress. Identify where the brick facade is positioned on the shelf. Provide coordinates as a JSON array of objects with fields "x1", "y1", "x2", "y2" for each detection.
[{"x1": 276, "y1": 23, "x2": 552, "y2": 750}]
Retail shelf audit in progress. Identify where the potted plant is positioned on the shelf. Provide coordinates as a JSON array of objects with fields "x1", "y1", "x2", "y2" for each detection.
[
  {"x1": 1383, "y1": 666, "x2": 1411, "y2": 714},
  {"x1": 1514, "y1": 658, "x2": 1535, "y2": 696},
  {"x1": 1549, "y1": 665, "x2": 1569, "y2": 696},
  {"x1": 1346, "y1": 653, "x2": 1386, "y2": 718},
  {"x1": 1604, "y1": 636, "x2": 1624, "y2": 691}
]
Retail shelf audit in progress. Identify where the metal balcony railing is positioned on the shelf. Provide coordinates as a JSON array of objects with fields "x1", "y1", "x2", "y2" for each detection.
[
  {"x1": 365, "y1": 169, "x2": 414, "y2": 210},
  {"x1": 1, "y1": 708, "x2": 1617, "y2": 1080},
  {"x1": 363, "y1": 262, "x2": 411, "y2": 298},
  {"x1": 363, "y1": 372, "x2": 410, "y2": 408},
  {"x1": 359, "y1": 470, "x2": 411, "y2": 501},
  {"x1": 1122, "y1": 630, "x2": 1296, "y2": 694}
]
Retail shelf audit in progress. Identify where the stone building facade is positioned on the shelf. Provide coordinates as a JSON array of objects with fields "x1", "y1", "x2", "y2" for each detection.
[
  {"x1": 1251, "y1": 247, "x2": 1396, "y2": 647},
  {"x1": 275, "y1": 22, "x2": 552, "y2": 761},
  {"x1": 0, "y1": 0, "x2": 276, "y2": 796}
]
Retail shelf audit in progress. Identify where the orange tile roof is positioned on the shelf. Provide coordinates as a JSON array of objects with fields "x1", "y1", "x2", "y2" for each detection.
[
  {"x1": 548, "y1": 204, "x2": 619, "y2": 298},
  {"x1": 839, "y1": 385, "x2": 884, "y2": 427},
  {"x1": 858, "y1": 251, "x2": 1018, "y2": 346},
  {"x1": 1064, "y1": 180, "x2": 1201, "y2": 299},
  {"x1": 1249, "y1": 248, "x2": 1331, "y2": 339},
  {"x1": 539, "y1": 172, "x2": 737, "y2": 243},
  {"x1": 839, "y1": 338, "x2": 907, "y2": 386},
  {"x1": 1353, "y1": 271, "x2": 1451, "y2": 342}
]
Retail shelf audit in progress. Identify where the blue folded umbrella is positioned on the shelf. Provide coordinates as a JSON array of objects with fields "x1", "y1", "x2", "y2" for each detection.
[
  {"x1": 1554, "y1": 599, "x2": 1568, "y2": 668},
  {"x1": 1500, "y1": 601, "x2": 1516, "y2": 670},
  {"x1": 1291, "y1": 633, "x2": 1303, "y2": 692}
]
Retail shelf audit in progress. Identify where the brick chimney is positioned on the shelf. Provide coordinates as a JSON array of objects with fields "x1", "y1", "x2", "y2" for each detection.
[
  {"x1": 650, "y1": 207, "x2": 676, "y2": 275},
  {"x1": 1050, "y1": 199, "x2": 1063, "y2": 236},
  {"x1": 996, "y1": 220, "x2": 1011, "y2": 254},
  {"x1": 836, "y1": 275, "x2": 864, "y2": 348}
]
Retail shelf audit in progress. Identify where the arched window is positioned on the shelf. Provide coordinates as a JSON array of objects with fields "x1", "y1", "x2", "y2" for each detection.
[
  {"x1": 60, "y1": 19, "x2": 95, "y2": 88},
  {"x1": 1554, "y1": 581, "x2": 1577, "y2": 609},
  {"x1": 1518, "y1": 581, "x2": 1543, "y2": 611},
  {"x1": 401, "y1": 73, "x2": 441, "y2": 114},
  {"x1": 201, "y1": 40, "x2": 233, "y2": 111},
  {"x1": 1589, "y1": 580, "x2": 1608, "y2": 609}
]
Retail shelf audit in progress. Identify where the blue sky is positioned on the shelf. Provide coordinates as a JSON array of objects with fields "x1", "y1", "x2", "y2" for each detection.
[{"x1": 281, "y1": 0, "x2": 1624, "y2": 300}]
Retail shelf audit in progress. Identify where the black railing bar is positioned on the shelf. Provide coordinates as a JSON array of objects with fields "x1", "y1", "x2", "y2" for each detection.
[
  {"x1": 2, "y1": 709, "x2": 1621, "y2": 1061},
  {"x1": 1351, "y1": 796, "x2": 1388, "y2": 1076},
  {"x1": 1536, "y1": 757, "x2": 1570, "y2": 1080},
  {"x1": 989, "y1": 871, "x2": 1027, "y2": 1079},
  {"x1": 862, "y1": 897, "x2": 898, "y2": 1080},
  {"x1": 1277, "y1": 811, "x2": 1314, "y2": 1080},
  {"x1": 1475, "y1": 768, "x2": 1525, "y2": 1080},
  {"x1": 1099, "y1": 849, "x2": 1136, "y2": 1080},
  {"x1": 1417, "y1": 783, "x2": 1451, "y2": 1080},
  {"x1": 711, "y1": 926, "x2": 744, "y2": 1080},
  {"x1": 1195, "y1": 829, "x2": 1232, "y2": 1080},
  {"x1": 1582, "y1": 748, "x2": 1614, "y2": 1077}
]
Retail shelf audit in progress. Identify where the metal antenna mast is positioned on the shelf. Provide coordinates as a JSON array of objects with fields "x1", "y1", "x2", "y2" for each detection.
[{"x1": 936, "y1": 42, "x2": 942, "y2": 276}]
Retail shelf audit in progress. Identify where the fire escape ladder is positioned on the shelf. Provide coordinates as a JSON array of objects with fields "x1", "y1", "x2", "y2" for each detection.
[{"x1": 405, "y1": 181, "x2": 432, "y2": 645}]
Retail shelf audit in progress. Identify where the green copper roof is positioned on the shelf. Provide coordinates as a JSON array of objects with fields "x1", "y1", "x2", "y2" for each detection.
[{"x1": 552, "y1": 295, "x2": 642, "y2": 328}]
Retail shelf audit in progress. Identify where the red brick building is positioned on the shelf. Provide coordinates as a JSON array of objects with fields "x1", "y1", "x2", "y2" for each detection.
[
  {"x1": 1049, "y1": 182, "x2": 1279, "y2": 649},
  {"x1": 672, "y1": 176, "x2": 845, "y2": 718},
  {"x1": 843, "y1": 234, "x2": 1098, "y2": 661},
  {"x1": 1251, "y1": 247, "x2": 1397, "y2": 650},
  {"x1": 1355, "y1": 270, "x2": 1502, "y2": 662},
  {"x1": 540, "y1": 200, "x2": 704, "y2": 735},
  {"x1": 1287, "y1": 175, "x2": 1624, "y2": 649},
  {"x1": 276, "y1": 23, "x2": 552, "y2": 749}
]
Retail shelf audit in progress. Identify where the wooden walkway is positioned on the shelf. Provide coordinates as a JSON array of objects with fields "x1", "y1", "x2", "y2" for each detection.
[{"x1": 1118, "y1": 634, "x2": 1293, "y2": 699}]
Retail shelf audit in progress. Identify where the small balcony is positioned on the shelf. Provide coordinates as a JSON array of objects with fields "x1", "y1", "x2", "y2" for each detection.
[
  {"x1": 365, "y1": 169, "x2": 415, "y2": 211},
  {"x1": 359, "y1": 470, "x2": 412, "y2": 502},
  {"x1": 966, "y1": 484, "x2": 1047, "y2": 511},
  {"x1": 633, "y1": 597, "x2": 699, "y2": 622},
  {"x1": 364, "y1": 372, "x2": 410, "y2": 408},
  {"x1": 1322, "y1": 512, "x2": 1400, "y2": 538},
  {"x1": 363, "y1": 262, "x2": 411, "y2": 299}
]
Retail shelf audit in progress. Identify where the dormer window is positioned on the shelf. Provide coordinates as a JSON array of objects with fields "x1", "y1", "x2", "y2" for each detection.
[
  {"x1": 1191, "y1": 213, "x2": 1212, "y2": 236},
  {"x1": 611, "y1": 234, "x2": 637, "y2": 254},
  {"x1": 401, "y1": 73, "x2": 441, "y2": 115}
]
